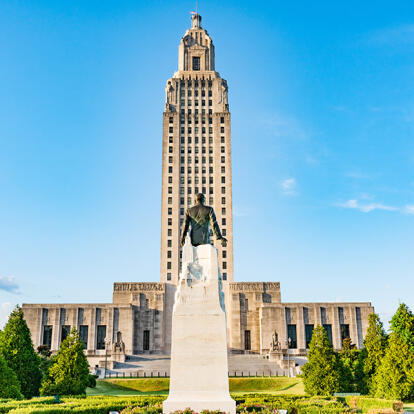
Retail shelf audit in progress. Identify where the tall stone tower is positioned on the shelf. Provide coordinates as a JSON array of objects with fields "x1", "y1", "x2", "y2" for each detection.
[{"x1": 160, "y1": 14, "x2": 234, "y2": 285}]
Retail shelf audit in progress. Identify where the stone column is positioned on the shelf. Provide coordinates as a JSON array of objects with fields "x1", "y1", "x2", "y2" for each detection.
[
  {"x1": 280, "y1": 307, "x2": 287, "y2": 350},
  {"x1": 88, "y1": 308, "x2": 96, "y2": 353},
  {"x1": 332, "y1": 306, "x2": 341, "y2": 350},
  {"x1": 36, "y1": 308, "x2": 43, "y2": 348},
  {"x1": 349, "y1": 305, "x2": 358, "y2": 346},
  {"x1": 314, "y1": 304, "x2": 322, "y2": 326},
  {"x1": 51, "y1": 308, "x2": 60, "y2": 352},
  {"x1": 297, "y1": 306, "x2": 305, "y2": 352},
  {"x1": 107, "y1": 307, "x2": 114, "y2": 346}
]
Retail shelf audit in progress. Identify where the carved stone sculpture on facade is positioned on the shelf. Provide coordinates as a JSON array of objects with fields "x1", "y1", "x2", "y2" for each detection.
[{"x1": 271, "y1": 330, "x2": 281, "y2": 351}]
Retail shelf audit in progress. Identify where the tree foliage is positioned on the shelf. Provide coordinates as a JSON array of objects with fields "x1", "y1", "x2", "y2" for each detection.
[
  {"x1": 363, "y1": 313, "x2": 388, "y2": 394},
  {"x1": 40, "y1": 328, "x2": 90, "y2": 396},
  {"x1": 302, "y1": 324, "x2": 340, "y2": 395},
  {"x1": 337, "y1": 338, "x2": 365, "y2": 393},
  {"x1": 390, "y1": 303, "x2": 414, "y2": 351},
  {"x1": 0, "y1": 353, "x2": 23, "y2": 399},
  {"x1": 372, "y1": 303, "x2": 414, "y2": 401},
  {"x1": 0, "y1": 306, "x2": 42, "y2": 398},
  {"x1": 372, "y1": 331, "x2": 414, "y2": 400}
]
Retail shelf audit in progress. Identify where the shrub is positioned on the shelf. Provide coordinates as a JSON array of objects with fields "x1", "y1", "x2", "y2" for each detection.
[{"x1": 87, "y1": 375, "x2": 97, "y2": 389}]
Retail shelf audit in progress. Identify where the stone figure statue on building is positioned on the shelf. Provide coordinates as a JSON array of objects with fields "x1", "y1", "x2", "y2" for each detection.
[
  {"x1": 112, "y1": 331, "x2": 125, "y2": 354},
  {"x1": 271, "y1": 330, "x2": 281, "y2": 351},
  {"x1": 221, "y1": 80, "x2": 228, "y2": 110},
  {"x1": 181, "y1": 193, "x2": 227, "y2": 247},
  {"x1": 165, "y1": 81, "x2": 175, "y2": 110}
]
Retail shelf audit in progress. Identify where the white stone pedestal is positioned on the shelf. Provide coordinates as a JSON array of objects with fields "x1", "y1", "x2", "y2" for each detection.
[{"x1": 163, "y1": 241, "x2": 235, "y2": 414}]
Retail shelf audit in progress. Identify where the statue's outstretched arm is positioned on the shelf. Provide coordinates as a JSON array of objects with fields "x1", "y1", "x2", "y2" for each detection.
[
  {"x1": 209, "y1": 208, "x2": 223, "y2": 240},
  {"x1": 180, "y1": 210, "x2": 191, "y2": 246}
]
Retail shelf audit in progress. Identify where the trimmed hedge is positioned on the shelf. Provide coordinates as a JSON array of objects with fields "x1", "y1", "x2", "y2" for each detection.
[
  {"x1": 0, "y1": 394, "x2": 405, "y2": 414},
  {"x1": 345, "y1": 396, "x2": 404, "y2": 413}
]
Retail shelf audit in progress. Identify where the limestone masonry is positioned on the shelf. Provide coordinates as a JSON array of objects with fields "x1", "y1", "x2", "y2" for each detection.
[{"x1": 22, "y1": 14, "x2": 374, "y2": 366}]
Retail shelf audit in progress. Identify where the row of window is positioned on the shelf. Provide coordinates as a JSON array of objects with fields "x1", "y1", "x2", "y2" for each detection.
[
  {"x1": 168, "y1": 136, "x2": 226, "y2": 145},
  {"x1": 167, "y1": 186, "x2": 226, "y2": 198},
  {"x1": 243, "y1": 324, "x2": 349, "y2": 351},
  {"x1": 176, "y1": 116, "x2": 225, "y2": 124},
  {"x1": 179, "y1": 79, "x2": 212, "y2": 87},
  {"x1": 171, "y1": 155, "x2": 226, "y2": 165},
  {"x1": 173, "y1": 146, "x2": 226, "y2": 155},
  {"x1": 42, "y1": 325, "x2": 152, "y2": 351},
  {"x1": 172, "y1": 127, "x2": 225, "y2": 134},
  {"x1": 180, "y1": 108, "x2": 212, "y2": 115},
  {"x1": 180, "y1": 99, "x2": 213, "y2": 107},
  {"x1": 167, "y1": 197, "x2": 228, "y2": 213},
  {"x1": 179, "y1": 89, "x2": 212, "y2": 98},
  {"x1": 168, "y1": 166, "x2": 225, "y2": 175},
  {"x1": 168, "y1": 176, "x2": 226, "y2": 185}
]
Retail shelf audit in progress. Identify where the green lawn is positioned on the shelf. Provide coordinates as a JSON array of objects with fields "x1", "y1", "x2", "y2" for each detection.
[
  {"x1": 404, "y1": 401, "x2": 414, "y2": 412},
  {"x1": 87, "y1": 377, "x2": 304, "y2": 396}
]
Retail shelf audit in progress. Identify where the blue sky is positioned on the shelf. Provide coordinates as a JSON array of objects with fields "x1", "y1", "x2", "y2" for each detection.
[{"x1": 0, "y1": 0, "x2": 413, "y2": 330}]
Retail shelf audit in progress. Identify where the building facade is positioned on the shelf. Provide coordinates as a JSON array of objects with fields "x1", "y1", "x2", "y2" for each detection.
[{"x1": 22, "y1": 14, "x2": 374, "y2": 364}]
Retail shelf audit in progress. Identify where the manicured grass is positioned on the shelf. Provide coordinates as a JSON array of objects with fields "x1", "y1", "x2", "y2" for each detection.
[
  {"x1": 229, "y1": 377, "x2": 304, "y2": 395},
  {"x1": 405, "y1": 401, "x2": 414, "y2": 412},
  {"x1": 86, "y1": 379, "x2": 168, "y2": 396},
  {"x1": 88, "y1": 377, "x2": 305, "y2": 396}
]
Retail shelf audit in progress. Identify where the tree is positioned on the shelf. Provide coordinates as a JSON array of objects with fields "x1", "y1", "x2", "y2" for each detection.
[
  {"x1": 0, "y1": 306, "x2": 42, "y2": 398},
  {"x1": 363, "y1": 313, "x2": 388, "y2": 394},
  {"x1": 372, "y1": 332, "x2": 414, "y2": 400},
  {"x1": 390, "y1": 303, "x2": 414, "y2": 351},
  {"x1": 302, "y1": 324, "x2": 341, "y2": 395},
  {"x1": 40, "y1": 328, "x2": 90, "y2": 396},
  {"x1": 37, "y1": 346, "x2": 55, "y2": 382},
  {"x1": 0, "y1": 353, "x2": 23, "y2": 399},
  {"x1": 337, "y1": 338, "x2": 361, "y2": 392},
  {"x1": 372, "y1": 303, "x2": 414, "y2": 401}
]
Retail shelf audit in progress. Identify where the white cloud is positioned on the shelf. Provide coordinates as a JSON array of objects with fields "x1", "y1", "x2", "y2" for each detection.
[
  {"x1": 405, "y1": 205, "x2": 414, "y2": 215},
  {"x1": 0, "y1": 275, "x2": 20, "y2": 294},
  {"x1": 0, "y1": 302, "x2": 14, "y2": 329},
  {"x1": 281, "y1": 178, "x2": 297, "y2": 195},
  {"x1": 337, "y1": 199, "x2": 397, "y2": 213}
]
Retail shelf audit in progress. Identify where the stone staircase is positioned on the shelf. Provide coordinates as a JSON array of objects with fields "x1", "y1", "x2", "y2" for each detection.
[{"x1": 98, "y1": 353, "x2": 305, "y2": 378}]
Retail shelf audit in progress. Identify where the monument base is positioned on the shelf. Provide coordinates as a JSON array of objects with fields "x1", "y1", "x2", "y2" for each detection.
[
  {"x1": 164, "y1": 398, "x2": 235, "y2": 414},
  {"x1": 163, "y1": 241, "x2": 235, "y2": 414}
]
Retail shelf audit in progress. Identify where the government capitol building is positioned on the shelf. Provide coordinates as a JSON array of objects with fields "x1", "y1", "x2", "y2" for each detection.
[{"x1": 22, "y1": 14, "x2": 374, "y2": 371}]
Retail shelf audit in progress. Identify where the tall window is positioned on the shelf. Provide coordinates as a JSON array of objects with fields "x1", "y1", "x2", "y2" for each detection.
[
  {"x1": 305, "y1": 324, "x2": 314, "y2": 348},
  {"x1": 61, "y1": 325, "x2": 71, "y2": 343},
  {"x1": 287, "y1": 324, "x2": 297, "y2": 349},
  {"x1": 340, "y1": 324, "x2": 350, "y2": 345},
  {"x1": 244, "y1": 330, "x2": 251, "y2": 351},
  {"x1": 323, "y1": 324, "x2": 333, "y2": 345},
  {"x1": 143, "y1": 330, "x2": 150, "y2": 351},
  {"x1": 79, "y1": 325, "x2": 88, "y2": 349},
  {"x1": 42, "y1": 325, "x2": 52, "y2": 349},
  {"x1": 192, "y1": 57, "x2": 200, "y2": 71},
  {"x1": 97, "y1": 325, "x2": 106, "y2": 350}
]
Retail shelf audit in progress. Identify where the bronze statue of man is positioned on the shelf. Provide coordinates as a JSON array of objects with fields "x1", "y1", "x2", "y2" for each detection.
[{"x1": 180, "y1": 193, "x2": 227, "y2": 247}]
